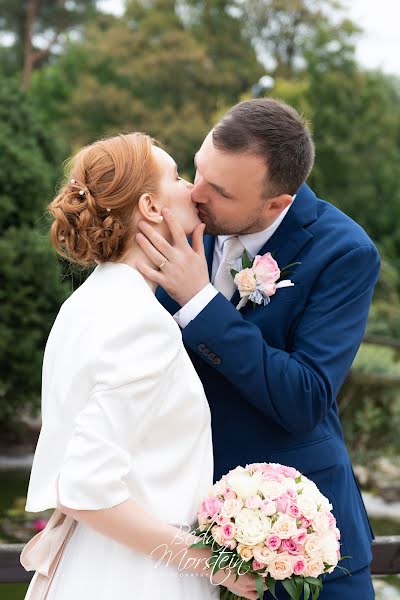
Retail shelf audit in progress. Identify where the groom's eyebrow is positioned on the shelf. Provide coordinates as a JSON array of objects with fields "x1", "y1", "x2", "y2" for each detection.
[{"x1": 194, "y1": 154, "x2": 233, "y2": 198}]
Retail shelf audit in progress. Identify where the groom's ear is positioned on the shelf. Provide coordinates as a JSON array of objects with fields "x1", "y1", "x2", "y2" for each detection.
[
  {"x1": 267, "y1": 193, "x2": 293, "y2": 214},
  {"x1": 137, "y1": 193, "x2": 163, "y2": 223}
]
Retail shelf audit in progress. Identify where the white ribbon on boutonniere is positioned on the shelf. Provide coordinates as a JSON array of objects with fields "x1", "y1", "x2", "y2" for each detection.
[{"x1": 231, "y1": 251, "x2": 300, "y2": 310}]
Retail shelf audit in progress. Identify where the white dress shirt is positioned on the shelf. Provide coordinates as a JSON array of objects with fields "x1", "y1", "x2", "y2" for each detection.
[{"x1": 174, "y1": 198, "x2": 294, "y2": 328}]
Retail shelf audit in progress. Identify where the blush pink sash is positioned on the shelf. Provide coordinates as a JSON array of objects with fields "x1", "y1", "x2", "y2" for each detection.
[{"x1": 20, "y1": 509, "x2": 77, "y2": 599}]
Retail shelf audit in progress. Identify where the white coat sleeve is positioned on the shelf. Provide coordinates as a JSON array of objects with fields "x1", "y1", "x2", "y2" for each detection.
[{"x1": 57, "y1": 310, "x2": 180, "y2": 510}]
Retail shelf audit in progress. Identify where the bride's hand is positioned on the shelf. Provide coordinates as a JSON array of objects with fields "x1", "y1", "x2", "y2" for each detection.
[{"x1": 212, "y1": 568, "x2": 267, "y2": 600}]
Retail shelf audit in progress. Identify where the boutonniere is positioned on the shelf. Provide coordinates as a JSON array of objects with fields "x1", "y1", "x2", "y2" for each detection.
[{"x1": 231, "y1": 251, "x2": 300, "y2": 310}]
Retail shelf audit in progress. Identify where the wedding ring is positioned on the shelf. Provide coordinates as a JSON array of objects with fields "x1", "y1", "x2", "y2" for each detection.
[{"x1": 158, "y1": 258, "x2": 168, "y2": 269}]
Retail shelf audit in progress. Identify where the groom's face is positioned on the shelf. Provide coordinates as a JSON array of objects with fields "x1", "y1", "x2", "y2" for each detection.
[{"x1": 192, "y1": 132, "x2": 291, "y2": 236}]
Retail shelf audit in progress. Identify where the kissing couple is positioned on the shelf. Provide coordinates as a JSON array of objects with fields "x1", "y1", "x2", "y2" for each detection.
[{"x1": 22, "y1": 98, "x2": 379, "y2": 600}]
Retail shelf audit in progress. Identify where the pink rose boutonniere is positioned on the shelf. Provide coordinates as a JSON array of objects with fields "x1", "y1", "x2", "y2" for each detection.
[{"x1": 231, "y1": 251, "x2": 300, "y2": 310}]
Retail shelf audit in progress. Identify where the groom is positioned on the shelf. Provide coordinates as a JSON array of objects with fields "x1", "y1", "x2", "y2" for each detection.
[{"x1": 136, "y1": 98, "x2": 379, "y2": 598}]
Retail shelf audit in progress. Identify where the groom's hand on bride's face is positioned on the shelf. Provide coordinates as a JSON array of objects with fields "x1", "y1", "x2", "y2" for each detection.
[{"x1": 135, "y1": 208, "x2": 210, "y2": 306}]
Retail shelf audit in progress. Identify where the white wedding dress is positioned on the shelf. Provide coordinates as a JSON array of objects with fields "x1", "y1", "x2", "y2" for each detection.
[{"x1": 23, "y1": 262, "x2": 219, "y2": 599}]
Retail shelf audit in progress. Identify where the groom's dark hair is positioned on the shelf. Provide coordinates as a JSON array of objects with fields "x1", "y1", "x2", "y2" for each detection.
[{"x1": 212, "y1": 98, "x2": 315, "y2": 199}]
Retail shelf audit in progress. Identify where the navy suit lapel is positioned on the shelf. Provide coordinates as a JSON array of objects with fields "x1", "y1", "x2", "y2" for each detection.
[{"x1": 230, "y1": 183, "x2": 318, "y2": 308}]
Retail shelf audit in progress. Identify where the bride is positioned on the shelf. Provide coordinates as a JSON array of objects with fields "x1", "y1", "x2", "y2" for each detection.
[{"x1": 21, "y1": 133, "x2": 258, "y2": 599}]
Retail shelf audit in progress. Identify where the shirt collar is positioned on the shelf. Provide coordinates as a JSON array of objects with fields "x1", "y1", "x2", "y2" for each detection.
[{"x1": 217, "y1": 195, "x2": 295, "y2": 259}]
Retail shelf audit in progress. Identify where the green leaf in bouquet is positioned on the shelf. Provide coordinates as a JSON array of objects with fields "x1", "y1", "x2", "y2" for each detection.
[
  {"x1": 190, "y1": 538, "x2": 211, "y2": 549},
  {"x1": 254, "y1": 573, "x2": 265, "y2": 600},
  {"x1": 230, "y1": 268, "x2": 239, "y2": 279},
  {"x1": 304, "y1": 577, "x2": 322, "y2": 588},
  {"x1": 303, "y1": 581, "x2": 310, "y2": 600},
  {"x1": 242, "y1": 250, "x2": 253, "y2": 269},
  {"x1": 312, "y1": 585, "x2": 321, "y2": 600},
  {"x1": 282, "y1": 578, "x2": 300, "y2": 599},
  {"x1": 335, "y1": 564, "x2": 352, "y2": 576},
  {"x1": 265, "y1": 576, "x2": 277, "y2": 599},
  {"x1": 295, "y1": 476, "x2": 302, "y2": 484}
]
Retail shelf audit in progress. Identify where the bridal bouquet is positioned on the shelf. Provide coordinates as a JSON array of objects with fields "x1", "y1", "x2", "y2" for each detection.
[{"x1": 192, "y1": 463, "x2": 346, "y2": 600}]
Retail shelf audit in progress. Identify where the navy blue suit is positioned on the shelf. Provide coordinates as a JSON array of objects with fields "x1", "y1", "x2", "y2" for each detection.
[{"x1": 157, "y1": 183, "x2": 379, "y2": 597}]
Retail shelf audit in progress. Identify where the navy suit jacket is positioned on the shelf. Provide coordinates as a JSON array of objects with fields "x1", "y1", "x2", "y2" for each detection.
[{"x1": 156, "y1": 182, "x2": 380, "y2": 577}]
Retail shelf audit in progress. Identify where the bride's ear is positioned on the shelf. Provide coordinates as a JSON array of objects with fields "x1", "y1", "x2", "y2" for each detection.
[{"x1": 137, "y1": 193, "x2": 163, "y2": 223}]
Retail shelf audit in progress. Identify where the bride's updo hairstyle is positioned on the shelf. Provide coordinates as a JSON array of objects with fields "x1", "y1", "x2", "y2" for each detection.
[{"x1": 49, "y1": 133, "x2": 160, "y2": 266}]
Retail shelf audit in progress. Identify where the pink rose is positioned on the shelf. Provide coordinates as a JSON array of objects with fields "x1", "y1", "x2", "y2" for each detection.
[
  {"x1": 279, "y1": 466, "x2": 300, "y2": 479},
  {"x1": 275, "y1": 494, "x2": 290, "y2": 513},
  {"x1": 299, "y1": 516, "x2": 312, "y2": 529},
  {"x1": 281, "y1": 539, "x2": 301, "y2": 555},
  {"x1": 259, "y1": 281, "x2": 277, "y2": 297},
  {"x1": 204, "y1": 496, "x2": 223, "y2": 518},
  {"x1": 222, "y1": 523, "x2": 236, "y2": 539},
  {"x1": 293, "y1": 558, "x2": 307, "y2": 575},
  {"x1": 224, "y1": 487, "x2": 237, "y2": 499},
  {"x1": 215, "y1": 514, "x2": 230, "y2": 526},
  {"x1": 287, "y1": 503, "x2": 301, "y2": 519},
  {"x1": 262, "y1": 470, "x2": 283, "y2": 482},
  {"x1": 292, "y1": 529, "x2": 307, "y2": 545},
  {"x1": 253, "y1": 253, "x2": 280, "y2": 284},
  {"x1": 265, "y1": 534, "x2": 281, "y2": 550},
  {"x1": 253, "y1": 560, "x2": 265, "y2": 571},
  {"x1": 234, "y1": 268, "x2": 256, "y2": 297}
]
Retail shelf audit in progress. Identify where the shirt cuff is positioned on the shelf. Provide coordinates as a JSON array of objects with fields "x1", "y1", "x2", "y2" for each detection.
[{"x1": 173, "y1": 284, "x2": 219, "y2": 328}]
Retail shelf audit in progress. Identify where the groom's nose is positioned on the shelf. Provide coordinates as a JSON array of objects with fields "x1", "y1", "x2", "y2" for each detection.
[{"x1": 191, "y1": 178, "x2": 208, "y2": 204}]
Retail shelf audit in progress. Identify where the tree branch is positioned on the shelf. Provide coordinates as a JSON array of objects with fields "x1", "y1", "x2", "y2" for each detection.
[{"x1": 363, "y1": 334, "x2": 400, "y2": 351}]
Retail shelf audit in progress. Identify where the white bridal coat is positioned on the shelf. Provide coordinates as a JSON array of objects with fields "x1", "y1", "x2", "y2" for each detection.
[{"x1": 23, "y1": 262, "x2": 218, "y2": 600}]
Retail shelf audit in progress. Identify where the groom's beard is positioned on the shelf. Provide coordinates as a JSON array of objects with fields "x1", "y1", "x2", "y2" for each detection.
[{"x1": 201, "y1": 213, "x2": 267, "y2": 237}]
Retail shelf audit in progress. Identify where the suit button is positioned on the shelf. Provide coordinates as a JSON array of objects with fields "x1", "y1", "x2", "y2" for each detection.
[
  {"x1": 197, "y1": 343, "x2": 206, "y2": 352},
  {"x1": 213, "y1": 357, "x2": 221, "y2": 365}
]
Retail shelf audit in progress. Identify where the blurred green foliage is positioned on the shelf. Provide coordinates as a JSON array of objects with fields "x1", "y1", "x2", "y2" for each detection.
[{"x1": 0, "y1": 0, "x2": 399, "y2": 460}]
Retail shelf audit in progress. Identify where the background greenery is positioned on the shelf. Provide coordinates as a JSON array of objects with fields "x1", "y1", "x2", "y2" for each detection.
[{"x1": 1, "y1": 0, "x2": 400, "y2": 461}]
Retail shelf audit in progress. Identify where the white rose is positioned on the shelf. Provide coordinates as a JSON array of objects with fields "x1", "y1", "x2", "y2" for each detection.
[
  {"x1": 227, "y1": 470, "x2": 263, "y2": 498},
  {"x1": 319, "y1": 530, "x2": 340, "y2": 567},
  {"x1": 297, "y1": 496, "x2": 318, "y2": 520},
  {"x1": 221, "y1": 498, "x2": 243, "y2": 519},
  {"x1": 252, "y1": 543, "x2": 277, "y2": 565},
  {"x1": 260, "y1": 480, "x2": 285, "y2": 500},
  {"x1": 304, "y1": 534, "x2": 321, "y2": 557},
  {"x1": 267, "y1": 553, "x2": 294, "y2": 580},
  {"x1": 212, "y1": 479, "x2": 227, "y2": 496},
  {"x1": 261, "y1": 500, "x2": 277, "y2": 516},
  {"x1": 312, "y1": 512, "x2": 330, "y2": 533},
  {"x1": 235, "y1": 508, "x2": 271, "y2": 547},
  {"x1": 271, "y1": 514, "x2": 298, "y2": 540},
  {"x1": 282, "y1": 476, "x2": 297, "y2": 491},
  {"x1": 306, "y1": 557, "x2": 324, "y2": 578}
]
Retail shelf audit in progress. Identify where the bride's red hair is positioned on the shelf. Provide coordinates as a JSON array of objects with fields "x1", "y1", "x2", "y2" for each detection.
[{"x1": 49, "y1": 132, "x2": 159, "y2": 266}]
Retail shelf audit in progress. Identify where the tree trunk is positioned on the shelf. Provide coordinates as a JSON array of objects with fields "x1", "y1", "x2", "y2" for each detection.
[{"x1": 21, "y1": 0, "x2": 39, "y2": 90}]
